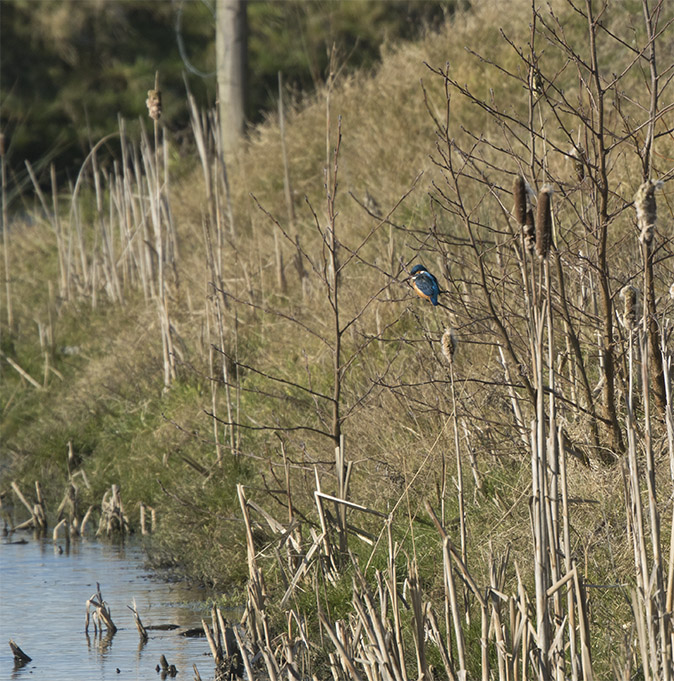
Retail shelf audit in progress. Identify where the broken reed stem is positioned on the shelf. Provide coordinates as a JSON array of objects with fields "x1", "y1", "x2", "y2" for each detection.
[
  {"x1": 9, "y1": 640, "x2": 31, "y2": 664},
  {"x1": 128, "y1": 599, "x2": 148, "y2": 643},
  {"x1": 11, "y1": 480, "x2": 47, "y2": 531},
  {"x1": 1, "y1": 351, "x2": 43, "y2": 390},
  {"x1": 85, "y1": 583, "x2": 117, "y2": 636}
]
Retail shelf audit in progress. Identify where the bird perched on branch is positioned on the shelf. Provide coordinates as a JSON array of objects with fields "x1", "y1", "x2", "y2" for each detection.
[{"x1": 410, "y1": 264, "x2": 440, "y2": 306}]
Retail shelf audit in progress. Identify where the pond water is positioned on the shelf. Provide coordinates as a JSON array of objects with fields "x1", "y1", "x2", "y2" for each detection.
[{"x1": 0, "y1": 535, "x2": 219, "y2": 681}]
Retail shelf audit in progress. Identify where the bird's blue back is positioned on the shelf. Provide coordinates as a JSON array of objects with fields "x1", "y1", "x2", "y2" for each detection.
[{"x1": 411, "y1": 267, "x2": 439, "y2": 306}]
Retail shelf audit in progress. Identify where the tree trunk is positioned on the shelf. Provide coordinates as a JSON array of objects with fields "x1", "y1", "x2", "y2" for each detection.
[{"x1": 216, "y1": 0, "x2": 247, "y2": 159}]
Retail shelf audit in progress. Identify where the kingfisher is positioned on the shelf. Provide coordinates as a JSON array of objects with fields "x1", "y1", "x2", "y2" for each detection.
[{"x1": 410, "y1": 264, "x2": 440, "y2": 306}]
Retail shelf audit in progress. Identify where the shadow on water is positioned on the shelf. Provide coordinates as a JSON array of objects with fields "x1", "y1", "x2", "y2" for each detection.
[{"x1": 0, "y1": 534, "x2": 230, "y2": 680}]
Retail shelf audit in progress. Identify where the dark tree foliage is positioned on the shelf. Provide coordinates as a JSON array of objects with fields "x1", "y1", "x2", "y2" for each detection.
[
  {"x1": 1, "y1": 0, "x2": 458, "y2": 191},
  {"x1": 2, "y1": 0, "x2": 215, "y2": 186}
]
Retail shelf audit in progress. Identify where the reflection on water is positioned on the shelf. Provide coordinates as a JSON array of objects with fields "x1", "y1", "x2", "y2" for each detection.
[{"x1": 0, "y1": 536, "x2": 216, "y2": 680}]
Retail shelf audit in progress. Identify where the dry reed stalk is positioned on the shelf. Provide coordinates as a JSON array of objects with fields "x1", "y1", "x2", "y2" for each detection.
[
  {"x1": 1, "y1": 133, "x2": 10, "y2": 331},
  {"x1": 662, "y1": 328, "x2": 674, "y2": 484},
  {"x1": 237, "y1": 484, "x2": 272, "y2": 649},
  {"x1": 319, "y1": 610, "x2": 365, "y2": 681},
  {"x1": 497, "y1": 346, "x2": 529, "y2": 448},
  {"x1": 67, "y1": 136, "x2": 128, "y2": 298},
  {"x1": 425, "y1": 607, "x2": 458, "y2": 681},
  {"x1": 11, "y1": 480, "x2": 47, "y2": 531},
  {"x1": 142, "y1": 75, "x2": 175, "y2": 389},
  {"x1": 117, "y1": 116, "x2": 146, "y2": 297},
  {"x1": 407, "y1": 558, "x2": 429, "y2": 681},
  {"x1": 52, "y1": 517, "x2": 67, "y2": 541},
  {"x1": 203, "y1": 218, "x2": 238, "y2": 463},
  {"x1": 636, "y1": 179, "x2": 667, "y2": 413},
  {"x1": 80, "y1": 505, "x2": 93, "y2": 535},
  {"x1": 278, "y1": 71, "x2": 296, "y2": 228},
  {"x1": 207, "y1": 324, "x2": 223, "y2": 467},
  {"x1": 109, "y1": 164, "x2": 128, "y2": 289},
  {"x1": 623, "y1": 330, "x2": 672, "y2": 680},
  {"x1": 231, "y1": 624, "x2": 254, "y2": 681},
  {"x1": 139, "y1": 502, "x2": 156, "y2": 535},
  {"x1": 350, "y1": 576, "x2": 407, "y2": 681},
  {"x1": 557, "y1": 427, "x2": 580, "y2": 681},
  {"x1": 202, "y1": 617, "x2": 222, "y2": 668},
  {"x1": 162, "y1": 136, "x2": 178, "y2": 265},
  {"x1": 127, "y1": 599, "x2": 148, "y2": 643},
  {"x1": 92, "y1": 152, "x2": 122, "y2": 303},
  {"x1": 279, "y1": 529, "x2": 324, "y2": 607},
  {"x1": 459, "y1": 420, "x2": 484, "y2": 497},
  {"x1": 202, "y1": 605, "x2": 245, "y2": 680},
  {"x1": 334, "y1": 435, "x2": 352, "y2": 557},
  {"x1": 187, "y1": 91, "x2": 212, "y2": 211},
  {"x1": 639, "y1": 339, "x2": 670, "y2": 680},
  {"x1": 313, "y1": 468, "x2": 338, "y2": 574},
  {"x1": 1, "y1": 351, "x2": 43, "y2": 390},
  {"x1": 571, "y1": 570, "x2": 593, "y2": 681},
  {"x1": 48, "y1": 164, "x2": 68, "y2": 301},
  {"x1": 384, "y1": 522, "x2": 407, "y2": 679}
]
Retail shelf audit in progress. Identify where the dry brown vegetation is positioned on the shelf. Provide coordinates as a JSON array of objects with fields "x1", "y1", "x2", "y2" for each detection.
[{"x1": 2, "y1": 1, "x2": 674, "y2": 679}]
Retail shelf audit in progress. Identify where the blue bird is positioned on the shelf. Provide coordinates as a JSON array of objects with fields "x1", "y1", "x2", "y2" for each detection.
[{"x1": 410, "y1": 264, "x2": 440, "y2": 306}]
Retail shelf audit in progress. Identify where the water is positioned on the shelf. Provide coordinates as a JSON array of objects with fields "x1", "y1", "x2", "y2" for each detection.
[{"x1": 0, "y1": 535, "x2": 218, "y2": 681}]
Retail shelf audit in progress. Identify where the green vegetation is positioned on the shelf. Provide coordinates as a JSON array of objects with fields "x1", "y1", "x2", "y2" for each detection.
[{"x1": 2, "y1": 1, "x2": 674, "y2": 679}]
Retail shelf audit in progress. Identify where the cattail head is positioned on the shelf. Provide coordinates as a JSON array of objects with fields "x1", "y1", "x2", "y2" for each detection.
[
  {"x1": 634, "y1": 179, "x2": 661, "y2": 245},
  {"x1": 535, "y1": 186, "x2": 553, "y2": 259},
  {"x1": 569, "y1": 146, "x2": 585, "y2": 181},
  {"x1": 620, "y1": 285, "x2": 639, "y2": 331},
  {"x1": 441, "y1": 327, "x2": 457, "y2": 365},
  {"x1": 0, "y1": 133, "x2": 5, "y2": 157},
  {"x1": 146, "y1": 89, "x2": 162, "y2": 121},
  {"x1": 513, "y1": 175, "x2": 536, "y2": 251},
  {"x1": 530, "y1": 68, "x2": 543, "y2": 98},
  {"x1": 513, "y1": 175, "x2": 527, "y2": 227}
]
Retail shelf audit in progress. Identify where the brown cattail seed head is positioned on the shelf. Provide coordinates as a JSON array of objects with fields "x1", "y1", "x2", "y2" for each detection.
[
  {"x1": 535, "y1": 186, "x2": 553, "y2": 259},
  {"x1": 0, "y1": 133, "x2": 5, "y2": 157},
  {"x1": 146, "y1": 89, "x2": 162, "y2": 120},
  {"x1": 513, "y1": 175, "x2": 527, "y2": 227},
  {"x1": 441, "y1": 327, "x2": 457, "y2": 364},
  {"x1": 621, "y1": 285, "x2": 639, "y2": 331},
  {"x1": 634, "y1": 179, "x2": 661, "y2": 245}
]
